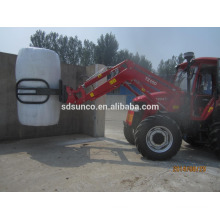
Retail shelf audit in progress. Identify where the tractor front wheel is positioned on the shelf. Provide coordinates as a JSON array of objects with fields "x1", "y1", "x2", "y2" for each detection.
[{"x1": 134, "y1": 115, "x2": 182, "y2": 160}]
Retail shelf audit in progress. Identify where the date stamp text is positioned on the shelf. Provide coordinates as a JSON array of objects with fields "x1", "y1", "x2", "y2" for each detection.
[{"x1": 173, "y1": 166, "x2": 206, "y2": 172}]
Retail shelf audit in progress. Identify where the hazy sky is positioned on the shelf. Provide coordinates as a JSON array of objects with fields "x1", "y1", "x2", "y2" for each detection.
[{"x1": 1, "y1": 27, "x2": 220, "y2": 69}]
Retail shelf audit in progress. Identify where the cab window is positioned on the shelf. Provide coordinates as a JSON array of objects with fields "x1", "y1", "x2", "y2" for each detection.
[{"x1": 175, "y1": 66, "x2": 198, "y2": 92}]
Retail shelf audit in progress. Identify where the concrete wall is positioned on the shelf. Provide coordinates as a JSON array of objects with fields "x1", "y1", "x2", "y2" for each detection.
[
  {"x1": 106, "y1": 95, "x2": 127, "y2": 107},
  {"x1": 0, "y1": 52, "x2": 106, "y2": 140},
  {"x1": 81, "y1": 64, "x2": 106, "y2": 137}
]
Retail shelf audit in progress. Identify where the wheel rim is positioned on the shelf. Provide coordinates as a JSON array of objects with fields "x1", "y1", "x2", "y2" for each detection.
[{"x1": 146, "y1": 126, "x2": 173, "y2": 153}]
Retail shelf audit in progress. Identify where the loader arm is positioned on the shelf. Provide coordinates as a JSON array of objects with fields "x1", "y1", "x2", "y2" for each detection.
[{"x1": 65, "y1": 60, "x2": 182, "y2": 110}]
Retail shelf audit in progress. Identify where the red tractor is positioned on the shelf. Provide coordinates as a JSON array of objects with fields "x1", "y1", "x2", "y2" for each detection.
[
  {"x1": 123, "y1": 52, "x2": 220, "y2": 160},
  {"x1": 16, "y1": 50, "x2": 220, "y2": 160}
]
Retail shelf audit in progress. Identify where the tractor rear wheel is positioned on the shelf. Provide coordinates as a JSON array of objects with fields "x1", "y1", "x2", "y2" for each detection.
[
  {"x1": 123, "y1": 123, "x2": 135, "y2": 145},
  {"x1": 134, "y1": 115, "x2": 182, "y2": 160},
  {"x1": 209, "y1": 107, "x2": 220, "y2": 159},
  {"x1": 209, "y1": 126, "x2": 220, "y2": 158},
  {"x1": 183, "y1": 136, "x2": 200, "y2": 148}
]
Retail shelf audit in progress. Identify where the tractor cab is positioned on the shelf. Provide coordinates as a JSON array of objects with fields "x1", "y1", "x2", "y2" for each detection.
[{"x1": 175, "y1": 56, "x2": 218, "y2": 120}]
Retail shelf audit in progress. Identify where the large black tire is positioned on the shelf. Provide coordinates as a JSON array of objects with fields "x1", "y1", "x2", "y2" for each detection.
[
  {"x1": 123, "y1": 123, "x2": 135, "y2": 145},
  {"x1": 209, "y1": 107, "x2": 220, "y2": 159},
  {"x1": 183, "y1": 136, "x2": 200, "y2": 148},
  {"x1": 134, "y1": 115, "x2": 182, "y2": 160}
]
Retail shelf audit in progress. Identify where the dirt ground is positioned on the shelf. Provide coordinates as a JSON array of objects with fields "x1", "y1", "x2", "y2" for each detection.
[{"x1": 0, "y1": 110, "x2": 220, "y2": 191}]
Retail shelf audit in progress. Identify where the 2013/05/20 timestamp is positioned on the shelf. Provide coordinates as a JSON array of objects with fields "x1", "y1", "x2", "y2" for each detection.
[{"x1": 173, "y1": 166, "x2": 206, "y2": 172}]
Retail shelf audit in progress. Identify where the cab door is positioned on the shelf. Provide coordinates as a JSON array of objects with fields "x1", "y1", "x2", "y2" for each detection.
[{"x1": 192, "y1": 68, "x2": 213, "y2": 117}]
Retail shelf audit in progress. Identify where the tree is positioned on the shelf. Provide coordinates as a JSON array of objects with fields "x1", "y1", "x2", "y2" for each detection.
[
  {"x1": 31, "y1": 29, "x2": 182, "y2": 75},
  {"x1": 95, "y1": 33, "x2": 119, "y2": 66},
  {"x1": 134, "y1": 53, "x2": 152, "y2": 71},
  {"x1": 132, "y1": 52, "x2": 141, "y2": 64},
  {"x1": 157, "y1": 53, "x2": 184, "y2": 81},
  {"x1": 114, "y1": 49, "x2": 133, "y2": 64},
  {"x1": 66, "y1": 36, "x2": 82, "y2": 65},
  {"x1": 30, "y1": 30, "x2": 47, "y2": 48},
  {"x1": 45, "y1": 32, "x2": 59, "y2": 51},
  {"x1": 114, "y1": 50, "x2": 152, "y2": 71},
  {"x1": 57, "y1": 35, "x2": 69, "y2": 63},
  {"x1": 177, "y1": 53, "x2": 184, "y2": 65},
  {"x1": 80, "y1": 40, "x2": 96, "y2": 66},
  {"x1": 30, "y1": 30, "x2": 82, "y2": 65}
]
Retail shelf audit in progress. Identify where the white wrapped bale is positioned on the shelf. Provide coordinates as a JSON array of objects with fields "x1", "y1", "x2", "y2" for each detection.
[{"x1": 16, "y1": 47, "x2": 61, "y2": 126}]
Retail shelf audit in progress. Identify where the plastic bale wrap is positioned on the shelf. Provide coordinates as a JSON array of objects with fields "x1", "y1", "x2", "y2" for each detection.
[{"x1": 16, "y1": 47, "x2": 61, "y2": 126}]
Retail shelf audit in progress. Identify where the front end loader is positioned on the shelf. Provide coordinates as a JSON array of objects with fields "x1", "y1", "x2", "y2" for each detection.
[{"x1": 16, "y1": 48, "x2": 220, "y2": 160}]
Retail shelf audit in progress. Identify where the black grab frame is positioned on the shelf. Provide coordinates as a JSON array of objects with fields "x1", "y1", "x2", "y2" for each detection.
[{"x1": 16, "y1": 78, "x2": 63, "y2": 104}]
